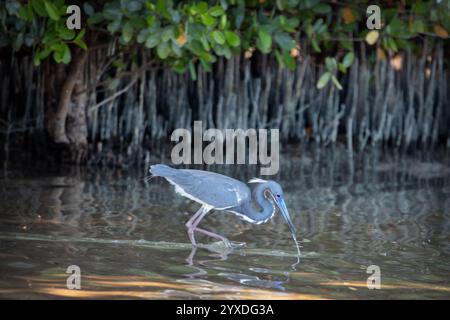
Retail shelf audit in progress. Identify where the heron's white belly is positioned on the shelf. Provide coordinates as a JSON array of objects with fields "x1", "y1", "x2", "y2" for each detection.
[
  {"x1": 166, "y1": 178, "x2": 230, "y2": 210},
  {"x1": 227, "y1": 209, "x2": 275, "y2": 225}
]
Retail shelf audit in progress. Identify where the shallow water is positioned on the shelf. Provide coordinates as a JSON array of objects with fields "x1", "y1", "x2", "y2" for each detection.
[{"x1": 0, "y1": 151, "x2": 450, "y2": 299}]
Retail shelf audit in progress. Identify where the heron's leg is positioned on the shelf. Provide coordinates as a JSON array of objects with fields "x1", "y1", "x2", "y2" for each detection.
[
  {"x1": 193, "y1": 227, "x2": 232, "y2": 248},
  {"x1": 185, "y1": 206, "x2": 210, "y2": 246},
  {"x1": 186, "y1": 246, "x2": 197, "y2": 266},
  {"x1": 190, "y1": 208, "x2": 231, "y2": 247},
  {"x1": 185, "y1": 206, "x2": 206, "y2": 229},
  {"x1": 191, "y1": 207, "x2": 211, "y2": 229}
]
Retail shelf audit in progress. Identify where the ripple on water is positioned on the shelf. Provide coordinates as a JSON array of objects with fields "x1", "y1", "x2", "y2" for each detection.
[{"x1": 0, "y1": 154, "x2": 449, "y2": 299}]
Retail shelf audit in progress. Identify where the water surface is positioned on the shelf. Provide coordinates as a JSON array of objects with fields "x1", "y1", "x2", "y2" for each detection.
[{"x1": 1, "y1": 151, "x2": 449, "y2": 299}]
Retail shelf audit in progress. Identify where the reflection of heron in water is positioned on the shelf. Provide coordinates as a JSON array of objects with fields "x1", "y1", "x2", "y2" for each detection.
[
  {"x1": 149, "y1": 164, "x2": 301, "y2": 265},
  {"x1": 181, "y1": 249, "x2": 289, "y2": 292}
]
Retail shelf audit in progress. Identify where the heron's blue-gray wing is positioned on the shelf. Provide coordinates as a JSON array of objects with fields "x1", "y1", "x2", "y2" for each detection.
[{"x1": 152, "y1": 165, "x2": 250, "y2": 209}]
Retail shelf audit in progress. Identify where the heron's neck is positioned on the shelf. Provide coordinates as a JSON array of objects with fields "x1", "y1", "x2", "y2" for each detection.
[{"x1": 240, "y1": 183, "x2": 275, "y2": 223}]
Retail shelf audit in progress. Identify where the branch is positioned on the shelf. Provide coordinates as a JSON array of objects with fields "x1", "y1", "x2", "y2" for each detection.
[
  {"x1": 74, "y1": 60, "x2": 158, "y2": 97},
  {"x1": 88, "y1": 76, "x2": 139, "y2": 113}
]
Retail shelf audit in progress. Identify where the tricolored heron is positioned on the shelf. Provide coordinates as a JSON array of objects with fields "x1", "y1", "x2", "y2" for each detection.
[{"x1": 149, "y1": 164, "x2": 301, "y2": 258}]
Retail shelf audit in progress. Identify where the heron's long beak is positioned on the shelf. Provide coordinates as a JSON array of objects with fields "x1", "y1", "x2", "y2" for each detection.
[{"x1": 276, "y1": 197, "x2": 297, "y2": 236}]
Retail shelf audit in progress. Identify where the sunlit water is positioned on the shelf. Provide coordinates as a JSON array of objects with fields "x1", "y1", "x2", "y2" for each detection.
[{"x1": 1, "y1": 150, "x2": 449, "y2": 299}]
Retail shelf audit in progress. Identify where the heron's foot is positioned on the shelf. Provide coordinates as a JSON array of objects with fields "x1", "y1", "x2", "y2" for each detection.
[
  {"x1": 193, "y1": 227, "x2": 231, "y2": 248},
  {"x1": 210, "y1": 238, "x2": 233, "y2": 250},
  {"x1": 186, "y1": 246, "x2": 197, "y2": 266},
  {"x1": 222, "y1": 238, "x2": 232, "y2": 249}
]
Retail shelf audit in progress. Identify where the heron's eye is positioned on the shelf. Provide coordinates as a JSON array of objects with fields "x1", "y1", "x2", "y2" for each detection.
[{"x1": 276, "y1": 194, "x2": 281, "y2": 198}]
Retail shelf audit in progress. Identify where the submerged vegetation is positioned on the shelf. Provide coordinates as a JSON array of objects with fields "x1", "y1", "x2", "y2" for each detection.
[{"x1": 0, "y1": 0, "x2": 449, "y2": 165}]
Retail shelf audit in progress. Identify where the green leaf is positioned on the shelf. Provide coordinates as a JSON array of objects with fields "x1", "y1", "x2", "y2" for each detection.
[
  {"x1": 384, "y1": 37, "x2": 398, "y2": 52},
  {"x1": 161, "y1": 27, "x2": 174, "y2": 42},
  {"x1": 331, "y1": 75, "x2": 343, "y2": 90},
  {"x1": 122, "y1": 23, "x2": 133, "y2": 43},
  {"x1": 325, "y1": 57, "x2": 337, "y2": 71},
  {"x1": 200, "y1": 13, "x2": 215, "y2": 27},
  {"x1": 146, "y1": 15, "x2": 156, "y2": 27},
  {"x1": 190, "y1": 2, "x2": 208, "y2": 15},
  {"x1": 287, "y1": 18, "x2": 300, "y2": 29},
  {"x1": 83, "y1": 3, "x2": 94, "y2": 16},
  {"x1": 87, "y1": 13, "x2": 104, "y2": 25},
  {"x1": 73, "y1": 29, "x2": 87, "y2": 50},
  {"x1": 209, "y1": 6, "x2": 224, "y2": 17},
  {"x1": 32, "y1": 0, "x2": 47, "y2": 17},
  {"x1": 199, "y1": 59, "x2": 212, "y2": 72},
  {"x1": 127, "y1": 1, "x2": 142, "y2": 13},
  {"x1": 200, "y1": 35, "x2": 211, "y2": 51},
  {"x1": 282, "y1": 51, "x2": 296, "y2": 70},
  {"x1": 188, "y1": 23, "x2": 205, "y2": 40},
  {"x1": 171, "y1": 60, "x2": 187, "y2": 73},
  {"x1": 53, "y1": 43, "x2": 71, "y2": 64},
  {"x1": 225, "y1": 31, "x2": 240, "y2": 47},
  {"x1": 33, "y1": 54, "x2": 42, "y2": 67},
  {"x1": 340, "y1": 38, "x2": 353, "y2": 51},
  {"x1": 257, "y1": 29, "x2": 272, "y2": 53},
  {"x1": 44, "y1": 0, "x2": 60, "y2": 21},
  {"x1": 190, "y1": 40, "x2": 206, "y2": 56},
  {"x1": 312, "y1": 3, "x2": 331, "y2": 14},
  {"x1": 13, "y1": 32, "x2": 24, "y2": 50},
  {"x1": 413, "y1": 2, "x2": 429, "y2": 15},
  {"x1": 276, "y1": 0, "x2": 284, "y2": 10},
  {"x1": 38, "y1": 47, "x2": 51, "y2": 60},
  {"x1": 18, "y1": 4, "x2": 34, "y2": 21},
  {"x1": 211, "y1": 30, "x2": 225, "y2": 45},
  {"x1": 410, "y1": 20, "x2": 425, "y2": 34},
  {"x1": 62, "y1": 44, "x2": 71, "y2": 64},
  {"x1": 74, "y1": 39, "x2": 87, "y2": 50},
  {"x1": 188, "y1": 61, "x2": 197, "y2": 80},
  {"x1": 275, "y1": 50, "x2": 283, "y2": 66},
  {"x1": 283, "y1": 17, "x2": 300, "y2": 32},
  {"x1": 145, "y1": 35, "x2": 160, "y2": 48},
  {"x1": 301, "y1": 0, "x2": 320, "y2": 9},
  {"x1": 137, "y1": 29, "x2": 148, "y2": 43},
  {"x1": 342, "y1": 52, "x2": 354, "y2": 68},
  {"x1": 222, "y1": 46, "x2": 232, "y2": 59},
  {"x1": 199, "y1": 50, "x2": 215, "y2": 63},
  {"x1": 274, "y1": 32, "x2": 295, "y2": 51},
  {"x1": 156, "y1": 41, "x2": 171, "y2": 59},
  {"x1": 170, "y1": 9, "x2": 181, "y2": 23},
  {"x1": 107, "y1": 20, "x2": 121, "y2": 33},
  {"x1": 171, "y1": 41, "x2": 182, "y2": 56},
  {"x1": 386, "y1": 18, "x2": 410, "y2": 38},
  {"x1": 219, "y1": 14, "x2": 227, "y2": 29},
  {"x1": 58, "y1": 28, "x2": 75, "y2": 40},
  {"x1": 316, "y1": 71, "x2": 331, "y2": 89},
  {"x1": 311, "y1": 37, "x2": 321, "y2": 52},
  {"x1": 33, "y1": 47, "x2": 52, "y2": 66}
]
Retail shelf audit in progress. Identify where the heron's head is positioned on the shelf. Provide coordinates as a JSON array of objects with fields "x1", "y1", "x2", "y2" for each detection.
[{"x1": 249, "y1": 179, "x2": 297, "y2": 236}]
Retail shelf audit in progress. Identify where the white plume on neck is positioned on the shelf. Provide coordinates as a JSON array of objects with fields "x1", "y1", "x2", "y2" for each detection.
[{"x1": 248, "y1": 178, "x2": 268, "y2": 184}]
